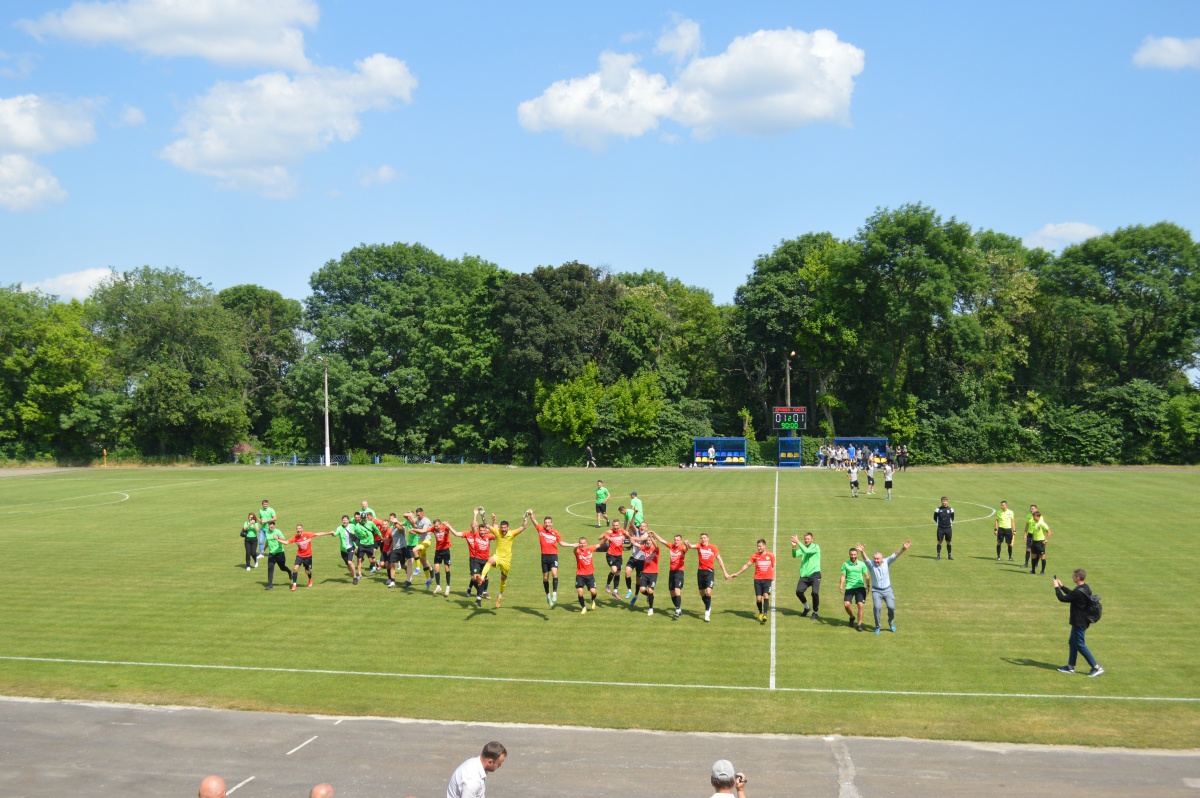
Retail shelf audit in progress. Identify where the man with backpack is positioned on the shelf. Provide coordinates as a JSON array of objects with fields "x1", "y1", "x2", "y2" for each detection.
[{"x1": 1053, "y1": 568, "x2": 1104, "y2": 677}]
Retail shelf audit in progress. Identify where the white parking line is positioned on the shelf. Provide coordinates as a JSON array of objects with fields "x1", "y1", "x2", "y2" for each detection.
[
  {"x1": 227, "y1": 776, "x2": 254, "y2": 794},
  {"x1": 286, "y1": 735, "x2": 318, "y2": 755}
]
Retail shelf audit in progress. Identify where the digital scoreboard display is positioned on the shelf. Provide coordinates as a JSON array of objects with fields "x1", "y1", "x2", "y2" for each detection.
[{"x1": 772, "y1": 406, "x2": 807, "y2": 431}]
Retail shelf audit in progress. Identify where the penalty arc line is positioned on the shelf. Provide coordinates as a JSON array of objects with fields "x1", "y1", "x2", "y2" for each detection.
[{"x1": 1, "y1": 656, "x2": 1196, "y2": 704}]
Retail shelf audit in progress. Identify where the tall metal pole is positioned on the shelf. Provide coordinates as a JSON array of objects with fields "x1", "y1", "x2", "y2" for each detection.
[
  {"x1": 786, "y1": 351, "x2": 795, "y2": 438},
  {"x1": 322, "y1": 359, "x2": 331, "y2": 468}
]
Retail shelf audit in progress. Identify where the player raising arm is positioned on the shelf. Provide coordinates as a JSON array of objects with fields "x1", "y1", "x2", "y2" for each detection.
[
  {"x1": 651, "y1": 529, "x2": 688, "y2": 619},
  {"x1": 688, "y1": 533, "x2": 730, "y2": 622},
  {"x1": 728, "y1": 539, "x2": 776, "y2": 624},
  {"x1": 281, "y1": 523, "x2": 333, "y2": 590},
  {"x1": 599, "y1": 520, "x2": 627, "y2": 598},
  {"x1": 430, "y1": 519, "x2": 454, "y2": 596},
  {"x1": 529, "y1": 510, "x2": 563, "y2": 606},
  {"x1": 561, "y1": 536, "x2": 601, "y2": 613},
  {"x1": 479, "y1": 511, "x2": 531, "y2": 608}
]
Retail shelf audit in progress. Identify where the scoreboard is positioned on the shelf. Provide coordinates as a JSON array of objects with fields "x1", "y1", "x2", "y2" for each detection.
[{"x1": 772, "y1": 406, "x2": 807, "y2": 431}]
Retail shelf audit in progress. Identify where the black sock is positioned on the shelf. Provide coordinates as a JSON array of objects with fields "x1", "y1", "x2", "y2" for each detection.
[
  {"x1": 1024, "y1": 551, "x2": 1031, "y2": 566},
  {"x1": 552, "y1": 577, "x2": 559, "y2": 592},
  {"x1": 445, "y1": 572, "x2": 451, "y2": 586},
  {"x1": 648, "y1": 593, "x2": 654, "y2": 609},
  {"x1": 1007, "y1": 545, "x2": 1013, "y2": 558},
  {"x1": 1041, "y1": 560, "x2": 1046, "y2": 574},
  {"x1": 946, "y1": 544, "x2": 952, "y2": 557},
  {"x1": 702, "y1": 594, "x2": 711, "y2": 610},
  {"x1": 544, "y1": 581, "x2": 550, "y2": 594},
  {"x1": 937, "y1": 543, "x2": 942, "y2": 556},
  {"x1": 625, "y1": 575, "x2": 632, "y2": 589},
  {"x1": 579, "y1": 595, "x2": 586, "y2": 608},
  {"x1": 436, "y1": 572, "x2": 442, "y2": 585},
  {"x1": 673, "y1": 594, "x2": 681, "y2": 609},
  {"x1": 996, "y1": 544, "x2": 1002, "y2": 557},
  {"x1": 756, "y1": 599, "x2": 763, "y2": 614},
  {"x1": 763, "y1": 596, "x2": 770, "y2": 615}
]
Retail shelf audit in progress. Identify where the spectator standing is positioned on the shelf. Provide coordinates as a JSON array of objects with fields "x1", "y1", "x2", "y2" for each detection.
[
  {"x1": 447, "y1": 741, "x2": 507, "y2": 798},
  {"x1": 585, "y1": 444, "x2": 596, "y2": 468},
  {"x1": 1054, "y1": 569, "x2": 1104, "y2": 677},
  {"x1": 197, "y1": 776, "x2": 226, "y2": 798},
  {"x1": 709, "y1": 759, "x2": 748, "y2": 798}
]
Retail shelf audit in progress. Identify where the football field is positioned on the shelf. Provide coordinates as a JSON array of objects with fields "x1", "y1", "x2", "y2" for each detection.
[{"x1": 1, "y1": 465, "x2": 1197, "y2": 748}]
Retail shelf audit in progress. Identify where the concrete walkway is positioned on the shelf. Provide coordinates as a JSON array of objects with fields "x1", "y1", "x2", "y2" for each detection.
[{"x1": 1, "y1": 696, "x2": 1198, "y2": 796}]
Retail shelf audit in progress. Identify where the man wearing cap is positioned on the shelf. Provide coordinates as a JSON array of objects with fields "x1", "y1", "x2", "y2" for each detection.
[
  {"x1": 709, "y1": 759, "x2": 748, "y2": 798},
  {"x1": 628, "y1": 491, "x2": 644, "y2": 527}
]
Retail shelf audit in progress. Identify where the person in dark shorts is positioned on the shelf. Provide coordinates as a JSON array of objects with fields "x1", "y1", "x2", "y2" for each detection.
[
  {"x1": 994, "y1": 500, "x2": 1016, "y2": 562},
  {"x1": 688, "y1": 533, "x2": 730, "y2": 622},
  {"x1": 431, "y1": 519, "x2": 453, "y2": 596},
  {"x1": 529, "y1": 511, "x2": 563, "y2": 606},
  {"x1": 385, "y1": 513, "x2": 410, "y2": 588},
  {"x1": 790, "y1": 532, "x2": 822, "y2": 620},
  {"x1": 599, "y1": 520, "x2": 626, "y2": 598},
  {"x1": 562, "y1": 536, "x2": 601, "y2": 612},
  {"x1": 241, "y1": 512, "x2": 259, "y2": 570},
  {"x1": 594, "y1": 480, "x2": 610, "y2": 527},
  {"x1": 1028, "y1": 508, "x2": 1052, "y2": 576},
  {"x1": 651, "y1": 530, "x2": 688, "y2": 618},
  {"x1": 727, "y1": 539, "x2": 776, "y2": 624},
  {"x1": 633, "y1": 534, "x2": 661, "y2": 615},
  {"x1": 282, "y1": 523, "x2": 323, "y2": 590},
  {"x1": 262, "y1": 520, "x2": 292, "y2": 590},
  {"x1": 933, "y1": 497, "x2": 954, "y2": 560},
  {"x1": 839, "y1": 547, "x2": 869, "y2": 630},
  {"x1": 624, "y1": 522, "x2": 650, "y2": 603}
]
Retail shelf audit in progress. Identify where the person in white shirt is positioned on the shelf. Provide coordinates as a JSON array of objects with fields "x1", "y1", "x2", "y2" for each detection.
[
  {"x1": 447, "y1": 741, "x2": 507, "y2": 798},
  {"x1": 709, "y1": 759, "x2": 748, "y2": 797}
]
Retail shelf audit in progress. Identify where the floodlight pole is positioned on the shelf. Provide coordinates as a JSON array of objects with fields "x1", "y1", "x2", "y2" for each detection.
[
  {"x1": 785, "y1": 350, "x2": 795, "y2": 438},
  {"x1": 318, "y1": 356, "x2": 331, "y2": 467}
]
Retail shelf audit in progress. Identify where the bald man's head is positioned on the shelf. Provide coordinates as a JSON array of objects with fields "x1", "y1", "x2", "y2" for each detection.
[
  {"x1": 198, "y1": 775, "x2": 226, "y2": 798},
  {"x1": 310, "y1": 785, "x2": 335, "y2": 798}
]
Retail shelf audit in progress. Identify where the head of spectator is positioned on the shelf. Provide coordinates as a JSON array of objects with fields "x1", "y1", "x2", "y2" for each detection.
[
  {"x1": 481, "y1": 740, "x2": 507, "y2": 772},
  {"x1": 198, "y1": 776, "x2": 226, "y2": 798},
  {"x1": 710, "y1": 760, "x2": 747, "y2": 796},
  {"x1": 310, "y1": 785, "x2": 334, "y2": 798}
]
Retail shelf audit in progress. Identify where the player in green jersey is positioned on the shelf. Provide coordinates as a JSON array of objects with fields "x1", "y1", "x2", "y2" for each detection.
[
  {"x1": 350, "y1": 511, "x2": 378, "y2": 584},
  {"x1": 790, "y1": 532, "x2": 822, "y2": 620},
  {"x1": 262, "y1": 520, "x2": 292, "y2": 590},
  {"x1": 839, "y1": 547, "x2": 870, "y2": 631},
  {"x1": 1027, "y1": 508, "x2": 1052, "y2": 575},
  {"x1": 994, "y1": 500, "x2": 1016, "y2": 562},
  {"x1": 332, "y1": 516, "x2": 357, "y2": 580},
  {"x1": 257, "y1": 499, "x2": 277, "y2": 558},
  {"x1": 629, "y1": 491, "x2": 644, "y2": 526},
  {"x1": 241, "y1": 512, "x2": 259, "y2": 570},
  {"x1": 594, "y1": 480, "x2": 610, "y2": 527}
]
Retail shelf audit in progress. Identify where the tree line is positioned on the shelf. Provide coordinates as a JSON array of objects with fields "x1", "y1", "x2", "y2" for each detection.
[{"x1": 4, "y1": 203, "x2": 1199, "y2": 466}]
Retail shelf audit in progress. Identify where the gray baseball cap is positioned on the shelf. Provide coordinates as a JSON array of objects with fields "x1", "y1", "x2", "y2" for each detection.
[{"x1": 712, "y1": 760, "x2": 735, "y2": 780}]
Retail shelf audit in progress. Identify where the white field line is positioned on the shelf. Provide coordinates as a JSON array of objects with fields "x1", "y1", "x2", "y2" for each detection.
[
  {"x1": 286, "y1": 735, "x2": 317, "y2": 755},
  {"x1": 2, "y1": 655, "x2": 1196, "y2": 703},
  {"x1": 770, "y1": 471, "x2": 778, "y2": 691},
  {"x1": 0, "y1": 479, "x2": 219, "y2": 515},
  {"x1": 226, "y1": 776, "x2": 254, "y2": 794}
]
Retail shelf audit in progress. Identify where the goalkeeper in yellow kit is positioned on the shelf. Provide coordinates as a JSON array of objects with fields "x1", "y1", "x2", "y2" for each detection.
[{"x1": 478, "y1": 509, "x2": 531, "y2": 608}]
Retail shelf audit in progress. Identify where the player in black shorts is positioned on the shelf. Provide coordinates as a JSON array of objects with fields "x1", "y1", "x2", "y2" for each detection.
[
  {"x1": 933, "y1": 496, "x2": 954, "y2": 561},
  {"x1": 624, "y1": 523, "x2": 650, "y2": 602}
]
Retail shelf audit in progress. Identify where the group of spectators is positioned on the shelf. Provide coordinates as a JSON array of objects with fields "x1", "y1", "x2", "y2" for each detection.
[
  {"x1": 196, "y1": 746, "x2": 750, "y2": 797},
  {"x1": 816, "y1": 443, "x2": 910, "y2": 470}
]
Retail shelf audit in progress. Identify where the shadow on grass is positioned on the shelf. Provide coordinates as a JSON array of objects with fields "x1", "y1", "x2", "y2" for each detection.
[
  {"x1": 463, "y1": 606, "x2": 496, "y2": 619},
  {"x1": 725, "y1": 609, "x2": 760, "y2": 621},
  {"x1": 513, "y1": 606, "x2": 548, "y2": 621},
  {"x1": 1001, "y1": 657, "x2": 1061, "y2": 671},
  {"x1": 776, "y1": 606, "x2": 807, "y2": 618}
]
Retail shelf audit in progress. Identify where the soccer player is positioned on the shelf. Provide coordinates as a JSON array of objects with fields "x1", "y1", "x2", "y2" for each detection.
[
  {"x1": 883, "y1": 462, "x2": 895, "y2": 500},
  {"x1": 624, "y1": 522, "x2": 651, "y2": 601},
  {"x1": 727, "y1": 539, "x2": 776, "y2": 624},
  {"x1": 856, "y1": 539, "x2": 911, "y2": 634},
  {"x1": 847, "y1": 462, "x2": 860, "y2": 498},
  {"x1": 529, "y1": 511, "x2": 563, "y2": 606},
  {"x1": 688, "y1": 533, "x2": 730, "y2": 622},
  {"x1": 479, "y1": 511, "x2": 530, "y2": 608},
  {"x1": 350, "y1": 512, "x2": 378, "y2": 583},
  {"x1": 618, "y1": 504, "x2": 636, "y2": 535},
  {"x1": 629, "y1": 491, "x2": 644, "y2": 526},
  {"x1": 367, "y1": 511, "x2": 388, "y2": 573},
  {"x1": 790, "y1": 532, "x2": 821, "y2": 620},
  {"x1": 332, "y1": 516, "x2": 357, "y2": 580},
  {"x1": 599, "y1": 520, "x2": 627, "y2": 596},
  {"x1": 840, "y1": 547, "x2": 869, "y2": 630},
  {"x1": 409, "y1": 508, "x2": 435, "y2": 588},
  {"x1": 462, "y1": 516, "x2": 495, "y2": 601},
  {"x1": 1023, "y1": 504, "x2": 1040, "y2": 568},
  {"x1": 242, "y1": 512, "x2": 259, "y2": 570},
  {"x1": 933, "y1": 497, "x2": 954, "y2": 560},
  {"x1": 1028, "y1": 507, "x2": 1052, "y2": 575},
  {"x1": 866, "y1": 459, "x2": 876, "y2": 495},
  {"x1": 633, "y1": 532, "x2": 661, "y2": 616},
  {"x1": 383, "y1": 513, "x2": 409, "y2": 588},
  {"x1": 594, "y1": 480, "x2": 610, "y2": 527},
  {"x1": 561, "y1": 536, "x2": 600, "y2": 612},
  {"x1": 258, "y1": 499, "x2": 277, "y2": 558},
  {"x1": 431, "y1": 519, "x2": 453, "y2": 596},
  {"x1": 261, "y1": 520, "x2": 292, "y2": 590},
  {"x1": 651, "y1": 529, "x2": 688, "y2": 618},
  {"x1": 995, "y1": 500, "x2": 1016, "y2": 562},
  {"x1": 282, "y1": 523, "x2": 326, "y2": 590}
]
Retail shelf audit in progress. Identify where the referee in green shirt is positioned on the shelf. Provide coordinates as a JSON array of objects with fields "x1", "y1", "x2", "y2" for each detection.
[{"x1": 995, "y1": 500, "x2": 1015, "y2": 562}]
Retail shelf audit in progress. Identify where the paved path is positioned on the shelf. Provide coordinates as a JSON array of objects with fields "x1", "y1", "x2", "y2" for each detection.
[{"x1": 1, "y1": 697, "x2": 1198, "y2": 797}]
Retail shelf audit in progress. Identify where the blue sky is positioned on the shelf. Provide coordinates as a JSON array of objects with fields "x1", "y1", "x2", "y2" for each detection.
[{"x1": 2, "y1": 1, "x2": 1197, "y2": 304}]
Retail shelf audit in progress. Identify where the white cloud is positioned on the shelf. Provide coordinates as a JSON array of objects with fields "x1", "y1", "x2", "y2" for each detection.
[
  {"x1": 20, "y1": 0, "x2": 318, "y2": 71},
  {"x1": 119, "y1": 104, "x2": 146, "y2": 126},
  {"x1": 360, "y1": 164, "x2": 397, "y2": 187},
  {"x1": 0, "y1": 154, "x2": 67, "y2": 210},
  {"x1": 518, "y1": 22, "x2": 864, "y2": 148},
  {"x1": 0, "y1": 51, "x2": 35, "y2": 79},
  {"x1": 159, "y1": 54, "x2": 416, "y2": 197},
  {"x1": 654, "y1": 17, "x2": 701, "y2": 64},
  {"x1": 0, "y1": 93, "x2": 97, "y2": 211},
  {"x1": 1024, "y1": 222, "x2": 1104, "y2": 252},
  {"x1": 1133, "y1": 36, "x2": 1200, "y2": 69},
  {"x1": 25, "y1": 267, "x2": 112, "y2": 300},
  {"x1": 0, "y1": 94, "x2": 96, "y2": 153}
]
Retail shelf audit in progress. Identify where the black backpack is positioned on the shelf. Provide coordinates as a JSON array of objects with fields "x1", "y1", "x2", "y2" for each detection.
[{"x1": 1085, "y1": 592, "x2": 1103, "y2": 624}]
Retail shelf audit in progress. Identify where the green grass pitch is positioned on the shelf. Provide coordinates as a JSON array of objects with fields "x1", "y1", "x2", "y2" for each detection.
[{"x1": 1, "y1": 465, "x2": 1197, "y2": 748}]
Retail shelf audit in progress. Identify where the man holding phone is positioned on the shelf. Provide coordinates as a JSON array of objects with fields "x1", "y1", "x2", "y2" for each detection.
[{"x1": 709, "y1": 759, "x2": 748, "y2": 798}]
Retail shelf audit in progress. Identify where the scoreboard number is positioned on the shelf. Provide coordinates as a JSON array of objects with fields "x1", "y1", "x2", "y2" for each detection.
[{"x1": 772, "y1": 406, "x2": 807, "y2": 431}]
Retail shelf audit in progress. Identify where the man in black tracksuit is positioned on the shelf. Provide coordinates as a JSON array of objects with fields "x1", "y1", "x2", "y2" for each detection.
[
  {"x1": 1054, "y1": 569, "x2": 1103, "y2": 677},
  {"x1": 934, "y1": 497, "x2": 954, "y2": 561}
]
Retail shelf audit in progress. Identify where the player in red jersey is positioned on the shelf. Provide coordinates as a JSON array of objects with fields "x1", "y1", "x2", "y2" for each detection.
[
  {"x1": 281, "y1": 523, "x2": 331, "y2": 590},
  {"x1": 529, "y1": 510, "x2": 563, "y2": 607},
  {"x1": 599, "y1": 520, "x2": 627, "y2": 597},
  {"x1": 633, "y1": 533, "x2": 661, "y2": 616},
  {"x1": 561, "y1": 536, "x2": 600, "y2": 613},
  {"x1": 431, "y1": 519, "x2": 454, "y2": 597},
  {"x1": 457, "y1": 518, "x2": 495, "y2": 606},
  {"x1": 687, "y1": 533, "x2": 730, "y2": 622},
  {"x1": 728, "y1": 539, "x2": 777, "y2": 624},
  {"x1": 651, "y1": 530, "x2": 688, "y2": 618}
]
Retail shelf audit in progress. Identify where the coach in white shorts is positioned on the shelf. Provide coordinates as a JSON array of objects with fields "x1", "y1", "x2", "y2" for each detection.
[{"x1": 447, "y1": 741, "x2": 506, "y2": 798}]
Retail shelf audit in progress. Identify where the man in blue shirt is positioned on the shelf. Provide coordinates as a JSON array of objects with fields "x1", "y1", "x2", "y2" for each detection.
[{"x1": 857, "y1": 540, "x2": 911, "y2": 635}]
